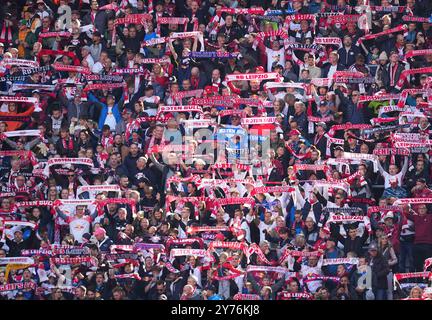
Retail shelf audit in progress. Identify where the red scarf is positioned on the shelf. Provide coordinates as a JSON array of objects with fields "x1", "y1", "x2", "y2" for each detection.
[
  {"x1": 62, "y1": 138, "x2": 74, "y2": 151},
  {"x1": 0, "y1": 22, "x2": 12, "y2": 44}
]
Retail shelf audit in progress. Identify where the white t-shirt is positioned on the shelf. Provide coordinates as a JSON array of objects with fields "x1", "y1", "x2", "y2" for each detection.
[
  {"x1": 104, "y1": 106, "x2": 117, "y2": 130},
  {"x1": 91, "y1": 61, "x2": 103, "y2": 74},
  {"x1": 266, "y1": 47, "x2": 285, "y2": 72},
  {"x1": 85, "y1": 54, "x2": 95, "y2": 69},
  {"x1": 67, "y1": 216, "x2": 91, "y2": 243},
  {"x1": 327, "y1": 64, "x2": 338, "y2": 79},
  {"x1": 301, "y1": 264, "x2": 323, "y2": 293},
  {"x1": 141, "y1": 96, "x2": 161, "y2": 116}
]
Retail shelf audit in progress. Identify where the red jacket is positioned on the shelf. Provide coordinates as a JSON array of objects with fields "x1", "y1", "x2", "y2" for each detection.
[{"x1": 407, "y1": 211, "x2": 432, "y2": 245}]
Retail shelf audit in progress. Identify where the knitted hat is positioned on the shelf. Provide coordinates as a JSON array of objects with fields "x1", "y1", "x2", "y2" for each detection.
[
  {"x1": 93, "y1": 227, "x2": 106, "y2": 237},
  {"x1": 378, "y1": 51, "x2": 388, "y2": 61}
]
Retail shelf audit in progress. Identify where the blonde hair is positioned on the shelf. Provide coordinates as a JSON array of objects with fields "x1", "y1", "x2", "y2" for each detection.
[{"x1": 409, "y1": 286, "x2": 423, "y2": 298}]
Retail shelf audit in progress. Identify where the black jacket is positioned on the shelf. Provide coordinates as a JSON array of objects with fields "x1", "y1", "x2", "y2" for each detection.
[
  {"x1": 381, "y1": 62, "x2": 406, "y2": 91},
  {"x1": 331, "y1": 223, "x2": 369, "y2": 257},
  {"x1": 55, "y1": 137, "x2": 79, "y2": 158},
  {"x1": 321, "y1": 62, "x2": 344, "y2": 78},
  {"x1": 369, "y1": 253, "x2": 390, "y2": 290},
  {"x1": 82, "y1": 10, "x2": 110, "y2": 34},
  {"x1": 2, "y1": 229, "x2": 38, "y2": 257}
]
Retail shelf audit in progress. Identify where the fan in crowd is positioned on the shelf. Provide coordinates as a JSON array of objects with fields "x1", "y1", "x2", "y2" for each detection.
[{"x1": 0, "y1": 0, "x2": 432, "y2": 301}]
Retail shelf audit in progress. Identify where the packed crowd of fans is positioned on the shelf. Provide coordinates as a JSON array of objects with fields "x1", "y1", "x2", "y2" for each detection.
[{"x1": 0, "y1": 0, "x2": 432, "y2": 300}]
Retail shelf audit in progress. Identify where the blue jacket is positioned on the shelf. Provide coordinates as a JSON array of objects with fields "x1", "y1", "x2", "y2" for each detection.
[
  {"x1": 88, "y1": 93, "x2": 122, "y2": 130},
  {"x1": 337, "y1": 45, "x2": 361, "y2": 69}
]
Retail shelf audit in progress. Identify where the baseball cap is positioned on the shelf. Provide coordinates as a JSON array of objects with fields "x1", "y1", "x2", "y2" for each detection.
[
  {"x1": 138, "y1": 176, "x2": 151, "y2": 185},
  {"x1": 205, "y1": 285, "x2": 217, "y2": 292},
  {"x1": 368, "y1": 242, "x2": 378, "y2": 251},
  {"x1": 383, "y1": 211, "x2": 394, "y2": 220},
  {"x1": 316, "y1": 122, "x2": 327, "y2": 129},
  {"x1": 319, "y1": 100, "x2": 328, "y2": 107},
  {"x1": 82, "y1": 233, "x2": 91, "y2": 242}
]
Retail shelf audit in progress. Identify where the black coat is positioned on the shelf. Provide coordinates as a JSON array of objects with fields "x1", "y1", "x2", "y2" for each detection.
[
  {"x1": 332, "y1": 223, "x2": 369, "y2": 257},
  {"x1": 370, "y1": 254, "x2": 390, "y2": 290},
  {"x1": 55, "y1": 137, "x2": 79, "y2": 157},
  {"x1": 2, "y1": 230, "x2": 38, "y2": 257},
  {"x1": 311, "y1": 133, "x2": 328, "y2": 159},
  {"x1": 321, "y1": 62, "x2": 344, "y2": 78},
  {"x1": 82, "y1": 11, "x2": 109, "y2": 34},
  {"x1": 381, "y1": 62, "x2": 406, "y2": 91}
]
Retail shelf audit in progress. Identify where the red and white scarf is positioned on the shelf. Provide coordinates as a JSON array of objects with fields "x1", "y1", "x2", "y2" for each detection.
[
  {"x1": 169, "y1": 31, "x2": 205, "y2": 50},
  {"x1": 250, "y1": 186, "x2": 294, "y2": 196},
  {"x1": 0, "y1": 59, "x2": 39, "y2": 68},
  {"x1": 324, "y1": 215, "x2": 371, "y2": 233},
  {"x1": 52, "y1": 63, "x2": 91, "y2": 75},
  {"x1": 357, "y1": 25, "x2": 408, "y2": 44},
  {"x1": 156, "y1": 16, "x2": 189, "y2": 36},
  {"x1": 76, "y1": 185, "x2": 121, "y2": 198},
  {"x1": 157, "y1": 105, "x2": 203, "y2": 114},
  {"x1": 225, "y1": 72, "x2": 282, "y2": 83},
  {"x1": 42, "y1": 158, "x2": 94, "y2": 176},
  {"x1": 0, "y1": 282, "x2": 36, "y2": 292},
  {"x1": 0, "y1": 257, "x2": 35, "y2": 265}
]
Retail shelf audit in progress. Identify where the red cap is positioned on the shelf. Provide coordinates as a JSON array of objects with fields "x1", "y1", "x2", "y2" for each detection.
[
  {"x1": 288, "y1": 129, "x2": 301, "y2": 136},
  {"x1": 215, "y1": 233, "x2": 225, "y2": 241},
  {"x1": 164, "y1": 113, "x2": 175, "y2": 121}
]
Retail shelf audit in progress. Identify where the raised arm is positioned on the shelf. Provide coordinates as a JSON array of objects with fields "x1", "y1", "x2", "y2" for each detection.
[
  {"x1": 167, "y1": 39, "x2": 178, "y2": 61},
  {"x1": 400, "y1": 156, "x2": 409, "y2": 177},
  {"x1": 149, "y1": 153, "x2": 165, "y2": 172},
  {"x1": 25, "y1": 137, "x2": 41, "y2": 150},
  {"x1": 55, "y1": 206, "x2": 69, "y2": 221},
  {"x1": 192, "y1": 35, "x2": 198, "y2": 52},
  {"x1": 246, "y1": 271, "x2": 261, "y2": 294},
  {"x1": 87, "y1": 92, "x2": 105, "y2": 109},
  {"x1": 2, "y1": 137, "x2": 18, "y2": 149},
  {"x1": 88, "y1": 207, "x2": 99, "y2": 221},
  {"x1": 376, "y1": 159, "x2": 388, "y2": 177}
]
